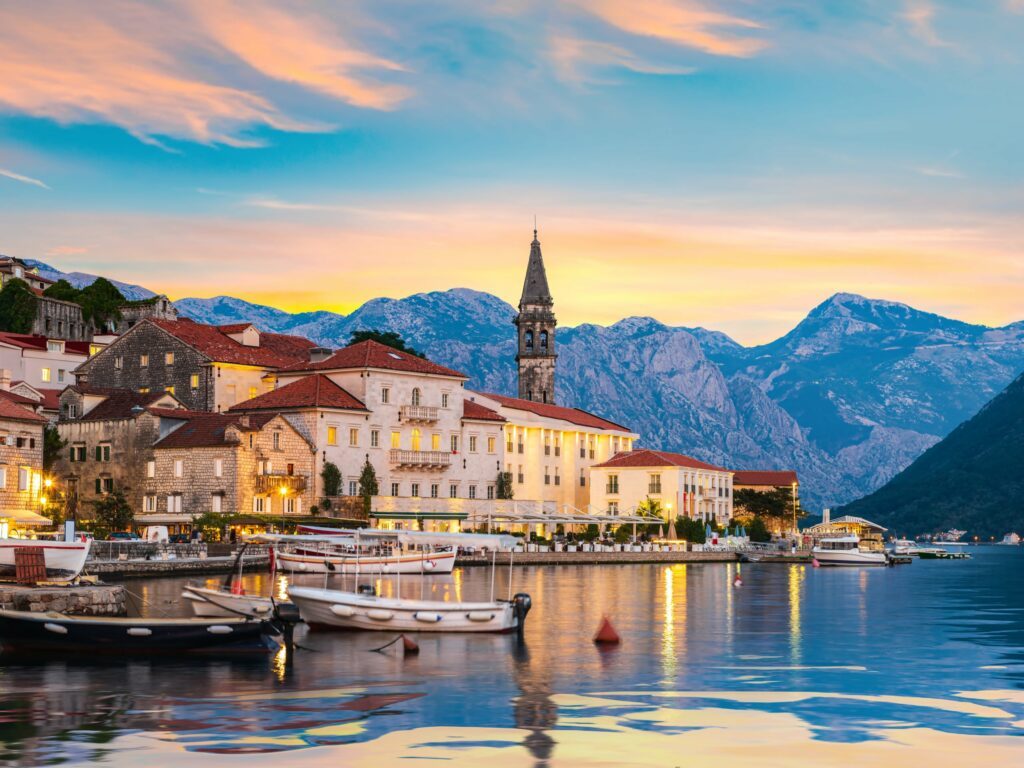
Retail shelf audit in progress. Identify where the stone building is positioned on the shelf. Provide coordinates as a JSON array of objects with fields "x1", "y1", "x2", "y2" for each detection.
[
  {"x1": 514, "y1": 229, "x2": 557, "y2": 404},
  {"x1": 112, "y1": 295, "x2": 178, "y2": 334},
  {"x1": 0, "y1": 391, "x2": 49, "y2": 535},
  {"x1": 136, "y1": 410, "x2": 315, "y2": 533},
  {"x1": 0, "y1": 255, "x2": 93, "y2": 341},
  {"x1": 73, "y1": 318, "x2": 317, "y2": 412}
]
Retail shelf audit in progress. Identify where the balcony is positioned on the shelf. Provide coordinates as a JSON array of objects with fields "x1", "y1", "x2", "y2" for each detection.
[
  {"x1": 399, "y1": 405, "x2": 438, "y2": 423},
  {"x1": 389, "y1": 449, "x2": 451, "y2": 469},
  {"x1": 255, "y1": 473, "x2": 308, "y2": 494}
]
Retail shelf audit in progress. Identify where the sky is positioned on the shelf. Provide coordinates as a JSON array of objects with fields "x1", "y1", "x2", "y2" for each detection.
[{"x1": 0, "y1": 0, "x2": 1022, "y2": 344}]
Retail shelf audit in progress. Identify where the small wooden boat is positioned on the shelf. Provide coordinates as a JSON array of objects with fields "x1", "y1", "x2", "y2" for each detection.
[
  {"x1": 0, "y1": 538, "x2": 92, "y2": 582},
  {"x1": 276, "y1": 547, "x2": 457, "y2": 575},
  {"x1": 288, "y1": 586, "x2": 532, "y2": 634},
  {"x1": 0, "y1": 609, "x2": 279, "y2": 655},
  {"x1": 182, "y1": 585, "x2": 278, "y2": 619}
]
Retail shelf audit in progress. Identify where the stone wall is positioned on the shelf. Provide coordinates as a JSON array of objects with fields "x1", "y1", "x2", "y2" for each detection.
[
  {"x1": 0, "y1": 416, "x2": 45, "y2": 524},
  {"x1": 32, "y1": 296, "x2": 92, "y2": 341},
  {"x1": 0, "y1": 584, "x2": 126, "y2": 615},
  {"x1": 75, "y1": 322, "x2": 215, "y2": 411},
  {"x1": 113, "y1": 295, "x2": 178, "y2": 334}
]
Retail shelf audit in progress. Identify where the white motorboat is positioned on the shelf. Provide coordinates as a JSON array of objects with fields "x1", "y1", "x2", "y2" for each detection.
[
  {"x1": 276, "y1": 546, "x2": 457, "y2": 575},
  {"x1": 288, "y1": 585, "x2": 532, "y2": 634},
  {"x1": 0, "y1": 538, "x2": 92, "y2": 581},
  {"x1": 182, "y1": 585, "x2": 276, "y2": 619},
  {"x1": 997, "y1": 532, "x2": 1021, "y2": 546},
  {"x1": 812, "y1": 535, "x2": 888, "y2": 566}
]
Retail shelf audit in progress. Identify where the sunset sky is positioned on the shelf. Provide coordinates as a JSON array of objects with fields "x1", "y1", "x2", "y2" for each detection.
[{"x1": 1, "y1": 1, "x2": 1022, "y2": 344}]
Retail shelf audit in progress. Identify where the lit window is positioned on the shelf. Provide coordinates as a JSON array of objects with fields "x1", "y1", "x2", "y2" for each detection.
[
  {"x1": 140, "y1": 354, "x2": 149, "y2": 367},
  {"x1": 349, "y1": 428, "x2": 359, "y2": 447},
  {"x1": 89, "y1": 344, "x2": 103, "y2": 356},
  {"x1": 411, "y1": 429, "x2": 421, "y2": 451},
  {"x1": 139, "y1": 387, "x2": 150, "y2": 394},
  {"x1": 431, "y1": 433, "x2": 440, "y2": 451},
  {"x1": 165, "y1": 352, "x2": 174, "y2": 365},
  {"x1": 327, "y1": 426, "x2": 337, "y2": 445},
  {"x1": 41, "y1": 368, "x2": 51, "y2": 383},
  {"x1": 214, "y1": 458, "x2": 223, "y2": 477},
  {"x1": 165, "y1": 385, "x2": 175, "y2": 395},
  {"x1": 390, "y1": 431, "x2": 400, "y2": 449},
  {"x1": 487, "y1": 436, "x2": 496, "y2": 453},
  {"x1": 248, "y1": 386, "x2": 258, "y2": 400},
  {"x1": 190, "y1": 374, "x2": 199, "y2": 389},
  {"x1": 173, "y1": 459, "x2": 183, "y2": 478}
]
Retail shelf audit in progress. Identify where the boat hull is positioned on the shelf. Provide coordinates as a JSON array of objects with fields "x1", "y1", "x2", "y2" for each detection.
[
  {"x1": 0, "y1": 609, "x2": 278, "y2": 655},
  {"x1": 276, "y1": 548, "x2": 456, "y2": 575},
  {"x1": 0, "y1": 539, "x2": 91, "y2": 582},
  {"x1": 812, "y1": 548, "x2": 888, "y2": 566},
  {"x1": 288, "y1": 586, "x2": 520, "y2": 633},
  {"x1": 182, "y1": 586, "x2": 277, "y2": 619}
]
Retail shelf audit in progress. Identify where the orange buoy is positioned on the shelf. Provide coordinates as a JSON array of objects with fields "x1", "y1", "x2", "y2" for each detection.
[
  {"x1": 402, "y1": 634, "x2": 420, "y2": 655},
  {"x1": 812, "y1": 558, "x2": 821, "y2": 568},
  {"x1": 733, "y1": 575, "x2": 743, "y2": 588},
  {"x1": 230, "y1": 580, "x2": 244, "y2": 595},
  {"x1": 593, "y1": 616, "x2": 621, "y2": 645}
]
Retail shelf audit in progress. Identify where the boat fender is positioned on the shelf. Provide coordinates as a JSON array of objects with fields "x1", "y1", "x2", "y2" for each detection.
[
  {"x1": 207, "y1": 625, "x2": 235, "y2": 635},
  {"x1": 424, "y1": 559, "x2": 437, "y2": 571},
  {"x1": 127, "y1": 627, "x2": 153, "y2": 637},
  {"x1": 367, "y1": 609, "x2": 394, "y2": 621},
  {"x1": 330, "y1": 604, "x2": 357, "y2": 618},
  {"x1": 414, "y1": 611, "x2": 443, "y2": 623},
  {"x1": 43, "y1": 622, "x2": 69, "y2": 635},
  {"x1": 467, "y1": 611, "x2": 495, "y2": 622},
  {"x1": 297, "y1": 563, "x2": 308, "y2": 572}
]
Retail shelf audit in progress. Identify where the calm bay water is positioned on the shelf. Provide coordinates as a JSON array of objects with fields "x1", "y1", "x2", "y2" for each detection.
[{"x1": 1, "y1": 547, "x2": 1023, "y2": 766}]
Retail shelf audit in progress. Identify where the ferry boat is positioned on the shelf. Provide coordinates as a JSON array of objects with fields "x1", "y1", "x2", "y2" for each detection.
[
  {"x1": 812, "y1": 535, "x2": 888, "y2": 566},
  {"x1": 0, "y1": 538, "x2": 92, "y2": 582},
  {"x1": 997, "y1": 532, "x2": 1020, "y2": 546}
]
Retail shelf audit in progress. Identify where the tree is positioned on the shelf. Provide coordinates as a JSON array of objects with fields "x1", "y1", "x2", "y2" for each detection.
[
  {"x1": 321, "y1": 461, "x2": 341, "y2": 497},
  {"x1": 747, "y1": 515, "x2": 771, "y2": 543},
  {"x1": 0, "y1": 278, "x2": 39, "y2": 333},
  {"x1": 192, "y1": 512, "x2": 233, "y2": 541},
  {"x1": 43, "y1": 425, "x2": 66, "y2": 471},
  {"x1": 636, "y1": 496, "x2": 664, "y2": 519},
  {"x1": 349, "y1": 329, "x2": 425, "y2": 358},
  {"x1": 89, "y1": 488, "x2": 134, "y2": 538},
  {"x1": 42, "y1": 278, "x2": 81, "y2": 302},
  {"x1": 77, "y1": 277, "x2": 125, "y2": 330},
  {"x1": 673, "y1": 516, "x2": 707, "y2": 544},
  {"x1": 358, "y1": 457, "x2": 379, "y2": 516},
  {"x1": 496, "y1": 470, "x2": 514, "y2": 500},
  {"x1": 734, "y1": 487, "x2": 792, "y2": 520}
]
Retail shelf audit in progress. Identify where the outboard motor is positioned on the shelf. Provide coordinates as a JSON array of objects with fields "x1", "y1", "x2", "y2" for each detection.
[
  {"x1": 512, "y1": 593, "x2": 532, "y2": 640},
  {"x1": 272, "y1": 601, "x2": 303, "y2": 664},
  {"x1": 357, "y1": 584, "x2": 376, "y2": 596}
]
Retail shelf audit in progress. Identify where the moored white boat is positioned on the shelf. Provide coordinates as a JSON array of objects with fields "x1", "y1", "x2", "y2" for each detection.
[
  {"x1": 276, "y1": 547, "x2": 457, "y2": 574},
  {"x1": 997, "y1": 532, "x2": 1021, "y2": 546},
  {"x1": 288, "y1": 585, "x2": 531, "y2": 634},
  {"x1": 182, "y1": 585, "x2": 277, "y2": 618},
  {"x1": 812, "y1": 535, "x2": 888, "y2": 566},
  {"x1": 0, "y1": 538, "x2": 92, "y2": 581}
]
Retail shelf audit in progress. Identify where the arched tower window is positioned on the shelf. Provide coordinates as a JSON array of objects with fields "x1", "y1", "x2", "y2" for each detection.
[
  {"x1": 525, "y1": 330, "x2": 534, "y2": 350},
  {"x1": 411, "y1": 388, "x2": 421, "y2": 406},
  {"x1": 540, "y1": 330, "x2": 548, "y2": 350}
]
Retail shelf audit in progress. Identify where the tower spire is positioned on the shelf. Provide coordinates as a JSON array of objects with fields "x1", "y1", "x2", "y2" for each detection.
[{"x1": 514, "y1": 226, "x2": 557, "y2": 404}]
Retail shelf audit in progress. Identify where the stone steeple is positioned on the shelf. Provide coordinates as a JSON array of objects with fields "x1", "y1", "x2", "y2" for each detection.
[{"x1": 514, "y1": 227, "x2": 557, "y2": 404}]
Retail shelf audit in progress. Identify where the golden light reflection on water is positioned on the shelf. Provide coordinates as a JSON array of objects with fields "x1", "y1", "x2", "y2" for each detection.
[
  {"x1": 788, "y1": 564, "x2": 804, "y2": 665},
  {"x1": 660, "y1": 565, "x2": 687, "y2": 684}
]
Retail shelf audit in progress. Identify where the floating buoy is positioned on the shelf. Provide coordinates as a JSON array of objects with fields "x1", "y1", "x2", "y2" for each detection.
[
  {"x1": 593, "y1": 616, "x2": 621, "y2": 645},
  {"x1": 812, "y1": 558, "x2": 821, "y2": 568},
  {"x1": 371, "y1": 633, "x2": 418, "y2": 657},
  {"x1": 733, "y1": 575, "x2": 743, "y2": 588},
  {"x1": 402, "y1": 634, "x2": 420, "y2": 655}
]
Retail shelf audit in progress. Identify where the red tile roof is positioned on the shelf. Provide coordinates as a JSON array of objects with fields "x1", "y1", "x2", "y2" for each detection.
[
  {"x1": 476, "y1": 392, "x2": 632, "y2": 432},
  {"x1": 0, "y1": 388, "x2": 40, "y2": 407},
  {"x1": 77, "y1": 389, "x2": 174, "y2": 421},
  {"x1": 0, "y1": 392, "x2": 47, "y2": 423},
  {"x1": 216, "y1": 323, "x2": 253, "y2": 334},
  {"x1": 0, "y1": 332, "x2": 90, "y2": 355},
  {"x1": 594, "y1": 449, "x2": 728, "y2": 472},
  {"x1": 153, "y1": 412, "x2": 246, "y2": 449},
  {"x1": 228, "y1": 374, "x2": 367, "y2": 413},
  {"x1": 281, "y1": 339, "x2": 466, "y2": 378},
  {"x1": 147, "y1": 319, "x2": 313, "y2": 368},
  {"x1": 36, "y1": 388, "x2": 62, "y2": 411},
  {"x1": 732, "y1": 470, "x2": 799, "y2": 487},
  {"x1": 463, "y1": 399, "x2": 505, "y2": 422}
]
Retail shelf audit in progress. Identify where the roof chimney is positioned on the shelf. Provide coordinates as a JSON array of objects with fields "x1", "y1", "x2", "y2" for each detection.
[{"x1": 308, "y1": 346, "x2": 334, "y2": 363}]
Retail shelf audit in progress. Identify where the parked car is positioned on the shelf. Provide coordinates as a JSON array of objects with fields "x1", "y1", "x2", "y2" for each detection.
[
  {"x1": 169, "y1": 533, "x2": 190, "y2": 544},
  {"x1": 108, "y1": 531, "x2": 141, "y2": 541}
]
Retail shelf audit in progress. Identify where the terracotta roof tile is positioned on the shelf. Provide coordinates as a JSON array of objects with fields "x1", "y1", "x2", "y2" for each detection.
[
  {"x1": 594, "y1": 449, "x2": 728, "y2": 472},
  {"x1": 463, "y1": 399, "x2": 505, "y2": 422},
  {"x1": 153, "y1": 412, "x2": 247, "y2": 449},
  {"x1": 77, "y1": 389, "x2": 173, "y2": 421},
  {"x1": 148, "y1": 319, "x2": 312, "y2": 368},
  {"x1": 0, "y1": 332, "x2": 89, "y2": 355},
  {"x1": 281, "y1": 339, "x2": 466, "y2": 378},
  {"x1": 228, "y1": 374, "x2": 367, "y2": 412},
  {"x1": 732, "y1": 470, "x2": 799, "y2": 486},
  {"x1": 0, "y1": 392, "x2": 47, "y2": 423},
  {"x1": 476, "y1": 392, "x2": 632, "y2": 432}
]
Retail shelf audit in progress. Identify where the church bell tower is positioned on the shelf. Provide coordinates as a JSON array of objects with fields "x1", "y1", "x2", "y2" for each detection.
[{"x1": 514, "y1": 227, "x2": 557, "y2": 404}]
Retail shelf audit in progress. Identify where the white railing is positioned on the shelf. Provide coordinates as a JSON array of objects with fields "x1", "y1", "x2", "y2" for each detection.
[
  {"x1": 371, "y1": 496, "x2": 556, "y2": 518},
  {"x1": 399, "y1": 405, "x2": 439, "y2": 422},
  {"x1": 389, "y1": 449, "x2": 451, "y2": 468}
]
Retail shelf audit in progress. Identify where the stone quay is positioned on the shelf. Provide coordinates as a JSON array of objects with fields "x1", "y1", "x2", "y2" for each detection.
[{"x1": 0, "y1": 583, "x2": 127, "y2": 616}]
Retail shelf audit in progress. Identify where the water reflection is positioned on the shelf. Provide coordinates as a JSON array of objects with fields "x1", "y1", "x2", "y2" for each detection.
[{"x1": 0, "y1": 549, "x2": 1021, "y2": 765}]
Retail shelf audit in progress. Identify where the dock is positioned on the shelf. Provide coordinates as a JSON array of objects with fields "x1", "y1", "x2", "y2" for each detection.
[
  {"x1": 87, "y1": 553, "x2": 270, "y2": 578},
  {"x1": 457, "y1": 550, "x2": 741, "y2": 566},
  {"x1": 0, "y1": 583, "x2": 127, "y2": 616}
]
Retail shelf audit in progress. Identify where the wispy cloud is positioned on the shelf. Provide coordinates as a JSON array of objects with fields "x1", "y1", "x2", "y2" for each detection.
[
  {"x1": 915, "y1": 166, "x2": 963, "y2": 179},
  {"x1": 0, "y1": 1, "x2": 409, "y2": 147},
  {"x1": 572, "y1": 0, "x2": 768, "y2": 58},
  {"x1": 46, "y1": 245, "x2": 88, "y2": 256},
  {"x1": 550, "y1": 36, "x2": 696, "y2": 83},
  {"x1": 902, "y1": 1, "x2": 953, "y2": 48},
  {"x1": 0, "y1": 166, "x2": 49, "y2": 189}
]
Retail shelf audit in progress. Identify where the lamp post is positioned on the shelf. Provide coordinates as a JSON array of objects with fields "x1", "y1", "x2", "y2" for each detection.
[{"x1": 791, "y1": 482, "x2": 798, "y2": 537}]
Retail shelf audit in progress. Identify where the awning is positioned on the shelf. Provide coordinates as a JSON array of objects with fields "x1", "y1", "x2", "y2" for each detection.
[
  {"x1": 370, "y1": 511, "x2": 468, "y2": 521},
  {"x1": 134, "y1": 513, "x2": 195, "y2": 524},
  {"x1": 0, "y1": 510, "x2": 52, "y2": 526}
]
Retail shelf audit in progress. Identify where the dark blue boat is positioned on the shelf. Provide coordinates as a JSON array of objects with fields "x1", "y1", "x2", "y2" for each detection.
[{"x1": 0, "y1": 609, "x2": 279, "y2": 656}]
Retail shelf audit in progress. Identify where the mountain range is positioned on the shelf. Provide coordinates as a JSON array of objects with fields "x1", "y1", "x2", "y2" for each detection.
[
  {"x1": 19, "y1": 259, "x2": 1024, "y2": 516},
  {"x1": 839, "y1": 369, "x2": 1024, "y2": 537}
]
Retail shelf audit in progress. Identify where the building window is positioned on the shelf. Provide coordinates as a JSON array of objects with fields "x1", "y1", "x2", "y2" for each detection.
[
  {"x1": 41, "y1": 368, "x2": 51, "y2": 383},
  {"x1": 450, "y1": 484, "x2": 458, "y2": 498},
  {"x1": 517, "y1": 434, "x2": 524, "y2": 454},
  {"x1": 391, "y1": 431, "x2": 400, "y2": 449},
  {"x1": 430, "y1": 483, "x2": 439, "y2": 498},
  {"x1": 517, "y1": 465, "x2": 524, "y2": 484},
  {"x1": 95, "y1": 444, "x2": 111, "y2": 462},
  {"x1": 0, "y1": 467, "x2": 9, "y2": 488},
  {"x1": 167, "y1": 494, "x2": 183, "y2": 513},
  {"x1": 165, "y1": 352, "x2": 174, "y2": 365},
  {"x1": 139, "y1": 386, "x2": 150, "y2": 394},
  {"x1": 544, "y1": 469, "x2": 550, "y2": 485},
  {"x1": 411, "y1": 429, "x2": 421, "y2": 451},
  {"x1": 66, "y1": 403, "x2": 78, "y2": 419},
  {"x1": 431, "y1": 433, "x2": 441, "y2": 451},
  {"x1": 554, "y1": 435, "x2": 561, "y2": 456},
  {"x1": 411, "y1": 388, "x2": 421, "y2": 406},
  {"x1": 506, "y1": 434, "x2": 513, "y2": 453},
  {"x1": 580, "y1": 442, "x2": 586, "y2": 459},
  {"x1": 608, "y1": 501, "x2": 619, "y2": 515},
  {"x1": 487, "y1": 485, "x2": 495, "y2": 499},
  {"x1": 441, "y1": 393, "x2": 449, "y2": 408},
  {"x1": 146, "y1": 460, "x2": 155, "y2": 478},
  {"x1": 589, "y1": 438, "x2": 595, "y2": 459},
  {"x1": 487, "y1": 436, "x2": 496, "y2": 453},
  {"x1": 391, "y1": 482, "x2": 400, "y2": 496},
  {"x1": 173, "y1": 459, "x2": 183, "y2": 478},
  {"x1": 253, "y1": 496, "x2": 265, "y2": 513},
  {"x1": 349, "y1": 480, "x2": 358, "y2": 496},
  {"x1": 554, "y1": 469, "x2": 560, "y2": 486},
  {"x1": 165, "y1": 385, "x2": 175, "y2": 395},
  {"x1": 47, "y1": 340, "x2": 62, "y2": 353},
  {"x1": 349, "y1": 428, "x2": 359, "y2": 447},
  {"x1": 607, "y1": 474, "x2": 619, "y2": 494},
  {"x1": 411, "y1": 483, "x2": 420, "y2": 497},
  {"x1": 273, "y1": 432, "x2": 281, "y2": 450},
  {"x1": 58, "y1": 369, "x2": 66, "y2": 383},
  {"x1": 451, "y1": 435, "x2": 459, "y2": 453},
  {"x1": 370, "y1": 429, "x2": 380, "y2": 448},
  {"x1": 214, "y1": 458, "x2": 223, "y2": 477},
  {"x1": 327, "y1": 426, "x2": 337, "y2": 446},
  {"x1": 649, "y1": 474, "x2": 662, "y2": 494},
  {"x1": 140, "y1": 354, "x2": 149, "y2": 367},
  {"x1": 469, "y1": 485, "x2": 477, "y2": 499},
  {"x1": 544, "y1": 432, "x2": 551, "y2": 455},
  {"x1": 190, "y1": 374, "x2": 199, "y2": 389},
  {"x1": 114, "y1": 355, "x2": 123, "y2": 369},
  {"x1": 468, "y1": 435, "x2": 476, "y2": 452},
  {"x1": 285, "y1": 496, "x2": 298, "y2": 514},
  {"x1": 143, "y1": 495, "x2": 157, "y2": 512},
  {"x1": 211, "y1": 494, "x2": 222, "y2": 513},
  {"x1": 18, "y1": 467, "x2": 29, "y2": 491},
  {"x1": 580, "y1": 471, "x2": 586, "y2": 487}
]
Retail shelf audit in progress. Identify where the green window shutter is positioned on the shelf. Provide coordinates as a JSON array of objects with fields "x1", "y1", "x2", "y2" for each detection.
[
  {"x1": 95, "y1": 446, "x2": 101, "y2": 461},
  {"x1": 95, "y1": 478, "x2": 101, "y2": 493},
  {"x1": 69, "y1": 447, "x2": 75, "y2": 462}
]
